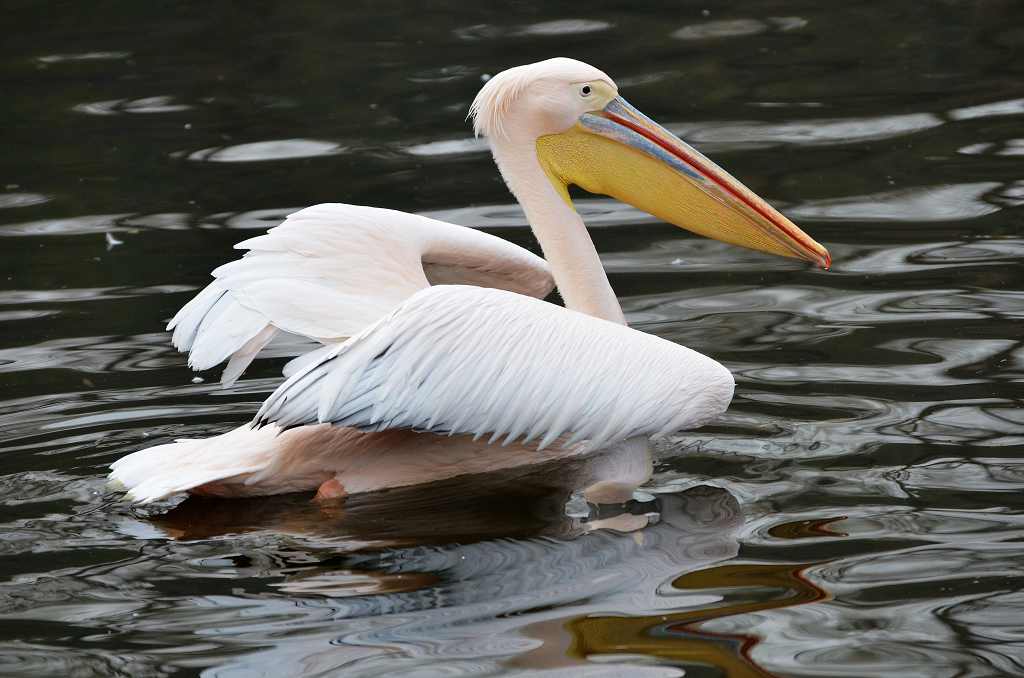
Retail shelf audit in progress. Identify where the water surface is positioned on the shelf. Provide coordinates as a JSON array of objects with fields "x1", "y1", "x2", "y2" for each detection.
[{"x1": 1, "y1": 1, "x2": 1023, "y2": 676}]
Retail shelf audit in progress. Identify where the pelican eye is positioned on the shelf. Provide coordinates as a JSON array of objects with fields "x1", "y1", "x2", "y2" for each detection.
[{"x1": 580, "y1": 85, "x2": 592, "y2": 97}]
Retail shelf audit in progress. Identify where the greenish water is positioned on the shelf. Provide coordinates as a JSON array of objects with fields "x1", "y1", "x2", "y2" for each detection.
[{"x1": 1, "y1": 1, "x2": 1023, "y2": 676}]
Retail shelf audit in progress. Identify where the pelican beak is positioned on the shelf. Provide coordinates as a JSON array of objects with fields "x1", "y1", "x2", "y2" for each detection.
[{"x1": 536, "y1": 96, "x2": 830, "y2": 268}]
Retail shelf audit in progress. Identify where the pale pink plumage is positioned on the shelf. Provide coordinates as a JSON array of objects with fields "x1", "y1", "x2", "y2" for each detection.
[{"x1": 109, "y1": 58, "x2": 736, "y2": 504}]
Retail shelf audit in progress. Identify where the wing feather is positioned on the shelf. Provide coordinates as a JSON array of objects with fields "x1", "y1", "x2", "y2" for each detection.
[
  {"x1": 255, "y1": 286, "x2": 734, "y2": 451},
  {"x1": 168, "y1": 203, "x2": 553, "y2": 385}
]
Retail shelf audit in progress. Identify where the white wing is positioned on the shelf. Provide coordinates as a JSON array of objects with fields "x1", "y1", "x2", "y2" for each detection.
[
  {"x1": 255, "y1": 285, "x2": 734, "y2": 451},
  {"x1": 167, "y1": 204, "x2": 553, "y2": 385}
]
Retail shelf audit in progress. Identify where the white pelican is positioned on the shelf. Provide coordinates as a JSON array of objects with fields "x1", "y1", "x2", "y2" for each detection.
[{"x1": 110, "y1": 58, "x2": 829, "y2": 505}]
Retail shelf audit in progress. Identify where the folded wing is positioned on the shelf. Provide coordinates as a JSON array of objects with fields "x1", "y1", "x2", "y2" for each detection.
[
  {"x1": 168, "y1": 204, "x2": 553, "y2": 385},
  {"x1": 255, "y1": 285, "x2": 734, "y2": 451}
]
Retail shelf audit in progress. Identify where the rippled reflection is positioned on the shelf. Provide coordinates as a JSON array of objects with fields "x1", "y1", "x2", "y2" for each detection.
[
  {"x1": 145, "y1": 486, "x2": 753, "y2": 675},
  {"x1": 72, "y1": 96, "x2": 191, "y2": 116},
  {"x1": 671, "y1": 16, "x2": 807, "y2": 41},
  {"x1": 789, "y1": 182, "x2": 1012, "y2": 222},
  {"x1": 562, "y1": 562, "x2": 827, "y2": 678},
  {"x1": 0, "y1": 192, "x2": 49, "y2": 209},
  {"x1": 35, "y1": 51, "x2": 131, "y2": 63},
  {"x1": 454, "y1": 19, "x2": 611, "y2": 41},
  {"x1": 180, "y1": 139, "x2": 346, "y2": 163}
]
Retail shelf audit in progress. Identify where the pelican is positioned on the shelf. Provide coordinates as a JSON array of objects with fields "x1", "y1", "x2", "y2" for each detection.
[{"x1": 109, "y1": 58, "x2": 829, "y2": 504}]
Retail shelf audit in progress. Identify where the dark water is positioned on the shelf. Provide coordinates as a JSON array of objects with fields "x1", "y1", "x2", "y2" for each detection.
[{"x1": 2, "y1": 1, "x2": 1023, "y2": 676}]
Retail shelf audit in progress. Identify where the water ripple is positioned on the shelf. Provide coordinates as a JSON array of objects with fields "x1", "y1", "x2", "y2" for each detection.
[
  {"x1": 72, "y1": 96, "x2": 191, "y2": 116},
  {"x1": 671, "y1": 17, "x2": 807, "y2": 41},
  {"x1": 35, "y1": 51, "x2": 131, "y2": 64},
  {"x1": 178, "y1": 139, "x2": 345, "y2": 163},
  {"x1": 789, "y1": 182, "x2": 1014, "y2": 222},
  {"x1": 0, "y1": 193, "x2": 50, "y2": 209}
]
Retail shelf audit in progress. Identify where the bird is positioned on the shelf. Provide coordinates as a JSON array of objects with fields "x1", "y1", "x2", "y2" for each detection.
[{"x1": 108, "y1": 58, "x2": 829, "y2": 505}]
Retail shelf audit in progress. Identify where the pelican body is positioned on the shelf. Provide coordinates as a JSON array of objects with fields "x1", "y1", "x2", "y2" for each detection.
[{"x1": 110, "y1": 58, "x2": 828, "y2": 504}]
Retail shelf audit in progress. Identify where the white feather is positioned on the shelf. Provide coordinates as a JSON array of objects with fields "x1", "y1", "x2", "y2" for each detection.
[
  {"x1": 167, "y1": 203, "x2": 552, "y2": 384},
  {"x1": 108, "y1": 425, "x2": 284, "y2": 504},
  {"x1": 256, "y1": 285, "x2": 734, "y2": 452},
  {"x1": 221, "y1": 324, "x2": 276, "y2": 387}
]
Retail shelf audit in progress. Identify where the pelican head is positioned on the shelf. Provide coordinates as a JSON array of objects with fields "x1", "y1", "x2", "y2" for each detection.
[{"x1": 470, "y1": 58, "x2": 830, "y2": 268}]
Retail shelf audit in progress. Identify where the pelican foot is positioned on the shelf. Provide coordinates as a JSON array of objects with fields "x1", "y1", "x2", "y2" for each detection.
[
  {"x1": 190, "y1": 482, "x2": 231, "y2": 497},
  {"x1": 582, "y1": 480, "x2": 639, "y2": 504},
  {"x1": 313, "y1": 478, "x2": 347, "y2": 502},
  {"x1": 585, "y1": 513, "x2": 656, "y2": 534}
]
